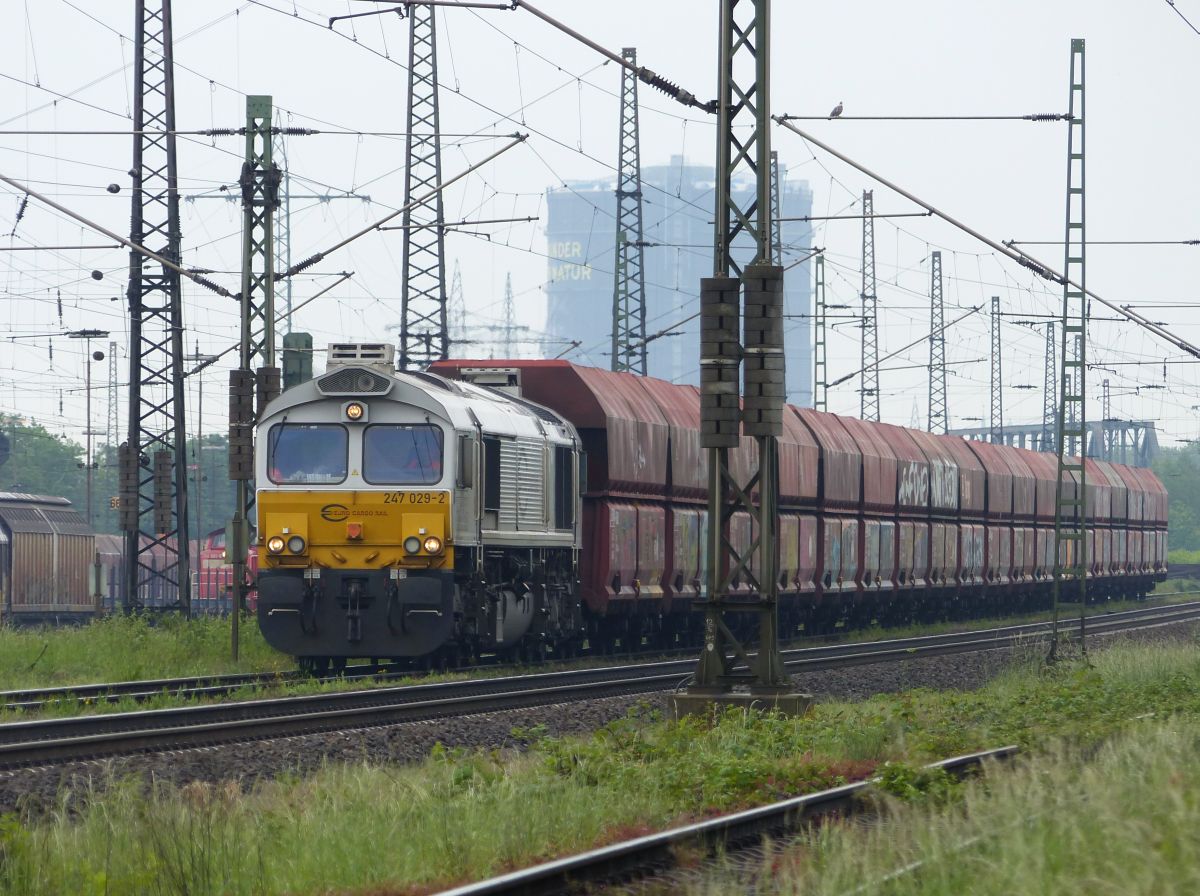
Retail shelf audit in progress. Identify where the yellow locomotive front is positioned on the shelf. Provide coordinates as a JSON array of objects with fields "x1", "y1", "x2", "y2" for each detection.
[{"x1": 254, "y1": 348, "x2": 457, "y2": 667}]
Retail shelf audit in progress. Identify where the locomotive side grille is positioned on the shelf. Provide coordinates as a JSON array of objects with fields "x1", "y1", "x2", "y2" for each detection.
[
  {"x1": 498, "y1": 439, "x2": 546, "y2": 530},
  {"x1": 316, "y1": 367, "x2": 393, "y2": 396},
  {"x1": 516, "y1": 441, "x2": 545, "y2": 529}
]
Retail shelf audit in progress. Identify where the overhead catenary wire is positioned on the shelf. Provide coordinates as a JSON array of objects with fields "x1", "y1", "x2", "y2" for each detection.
[{"x1": 773, "y1": 114, "x2": 1200, "y2": 360}]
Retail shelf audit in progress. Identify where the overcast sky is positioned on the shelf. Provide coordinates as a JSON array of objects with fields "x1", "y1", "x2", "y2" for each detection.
[{"x1": 2, "y1": 0, "x2": 1198, "y2": 449}]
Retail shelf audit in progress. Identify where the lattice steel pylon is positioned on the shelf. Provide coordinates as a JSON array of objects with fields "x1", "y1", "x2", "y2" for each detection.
[
  {"x1": 769, "y1": 150, "x2": 783, "y2": 266},
  {"x1": 611, "y1": 47, "x2": 648, "y2": 376},
  {"x1": 860, "y1": 190, "x2": 880, "y2": 421},
  {"x1": 1101, "y1": 377, "x2": 1112, "y2": 456},
  {"x1": 448, "y1": 259, "x2": 466, "y2": 350},
  {"x1": 813, "y1": 252, "x2": 828, "y2": 411},
  {"x1": 502, "y1": 272, "x2": 517, "y2": 357},
  {"x1": 928, "y1": 251, "x2": 947, "y2": 433},
  {"x1": 121, "y1": 0, "x2": 190, "y2": 614},
  {"x1": 1042, "y1": 320, "x2": 1057, "y2": 452},
  {"x1": 398, "y1": 3, "x2": 448, "y2": 371},
  {"x1": 677, "y1": 0, "x2": 801, "y2": 715},
  {"x1": 229, "y1": 95, "x2": 280, "y2": 653},
  {"x1": 1049, "y1": 38, "x2": 1088, "y2": 661},
  {"x1": 107, "y1": 341, "x2": 118, "y2": 452},
  {"x1": 990, "y1": 296, "x2": 1003, "y2": 443},
  {"x1": 239, "y1": 96, "x2": 280, "y2": 372}
]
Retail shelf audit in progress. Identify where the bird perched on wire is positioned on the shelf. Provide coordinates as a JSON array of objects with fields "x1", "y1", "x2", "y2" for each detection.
[{"x1": 829, "y1": 101, "x2": 844, "y2": 119}]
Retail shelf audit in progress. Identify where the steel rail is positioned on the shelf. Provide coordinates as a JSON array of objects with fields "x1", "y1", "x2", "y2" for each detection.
[
  {"x1": 9, "y1": 589, "x2": 1195, "y2": 714},
  {"x1": 0, "y1": 601, "x2": 1194, "y2": 768},
  {"x1": 0, "y1": 665, "x2": 385, "y2": 712},
  {"x1": 437, "y1": 746, "x2": 1020, "y2": 896}
]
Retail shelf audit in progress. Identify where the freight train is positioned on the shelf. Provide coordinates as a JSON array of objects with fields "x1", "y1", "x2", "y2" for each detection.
[
  {"x1": 0, "y1": 491, "x2": 245, "y2": 625},
  {"x1": 252, "y1": 344, "x2": 1169, "y2": 670}
]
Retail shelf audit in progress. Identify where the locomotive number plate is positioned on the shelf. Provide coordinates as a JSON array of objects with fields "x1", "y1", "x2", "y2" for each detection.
[{"x1": 382, "y1": 491, "x2": 448, "y2": 505}]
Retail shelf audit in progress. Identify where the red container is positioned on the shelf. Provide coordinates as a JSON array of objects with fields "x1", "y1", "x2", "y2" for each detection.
[
  {"x1": 960, "y1": 523, "x2": 984, "y2": 587},
  {"x1": 841, "y1": 517, "x2": 861, "y2": 592},
  {"x1": 962, "y1": 439, "x2": 1013, "y2": 518},
  {"x1": 879, "y1": 519, "x2": 897, "y2": 590},
  {"x1": 667, "y1": 507, "x2": 701, "y2": 601},
  {"x1": 793, "y1": 408, "x2": 861, "y2": 510},
  {"x1": 432, "y1": 360, "x2": 669, "y2": 496},
  {"x1": 862, "y1": 519, "x2": 882, "y2": 590},
  {"x1": 778, "y1": 407, "x2": 820, "y2": 506},
  {"x1": 838, "y1": 417, "x2": 897, "y2": 513},
  {"x1": 637, "y1": 377, "x2": 706, "y2": 501},
  {"x1": 1135, "y1": 467, "x2": 1168, "y2": 525},
  {"x1": 779, "y1": 514, "x2": 799, "y2": 592},
  {"x1": 798, "y1": 515, "x2": 818, "y2": 594},
  {"x1": 937, "y1": 435, "x2": 986, "y2": 517},
  {"x1": 999, "y1": 446, "x2": 1039, "y2": 522},
  {"x1": 819, "y1": 517, "x2": 839, "y2": 592},
  {"x1": 879, "y1": 425, "x2": 930, "y2": 514},
  {"x1": 1113, "y1": 464, "x2": 1145, "y2": 524},
  {"x1": 636, "y1": 504, "x2": 665, "y2": 600},
  {"x1": 581, "y1": 500, "x2": 638, "y2": 611},
  {"x1": 1092, "y1": 460, "x2": 1129, "y2": 522},
  {"x1": 1083, "y1": 459, "x2": 1112, "y2": 523},
  {"x1": 906, "y1": 429, "x2": 960, "y2": 514}
]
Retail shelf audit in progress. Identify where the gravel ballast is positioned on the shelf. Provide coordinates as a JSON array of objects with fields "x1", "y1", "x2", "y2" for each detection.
[{"x1": 2, "y1": 620, "x2": 1195, "y2": 817}]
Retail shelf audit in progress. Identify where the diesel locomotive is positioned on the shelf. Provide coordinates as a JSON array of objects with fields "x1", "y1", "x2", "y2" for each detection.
[
  {"x1": 253, "y1": 344, "x2": 1169, "y2": 669},
  {"x1": 254, "y1": 344, "x2": 582, "y2": 671}
]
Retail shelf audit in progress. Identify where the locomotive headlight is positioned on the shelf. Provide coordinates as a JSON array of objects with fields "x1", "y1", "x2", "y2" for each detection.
[
  {"x1": 287, "y1": 535, "x2": 306, "y2": 554},
  {"x1": 423, "y1": 535, "x2": 443, "y2": 554},
  {"x1": 403, "y1": 535, "x2": 421, "y2": 554},
  {"x1": 345, "y1": 401, "x2": 365, "y2": 421},
  {"x1": 267, "y1": 535, "x2": 286, "y2": 554}
]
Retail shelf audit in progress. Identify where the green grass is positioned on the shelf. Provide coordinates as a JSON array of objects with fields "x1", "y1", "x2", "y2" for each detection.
[
  {"x1": 691, "y1": 718, "x2": 1200, "y2": 895},
  {"x1": 0, "y1": 613, "x2": 291, "y2": 690},
  {"x1": 3, "y1": 637, "x2": 1200, "y2": 894}
]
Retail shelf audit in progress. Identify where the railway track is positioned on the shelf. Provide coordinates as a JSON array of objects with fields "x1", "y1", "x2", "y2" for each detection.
[
  {"x1": 8, "y1": 590, "x2": 1197, "y2": 715},
  {"x1": 436, "y1": 745, "x2": 1019, "y2": 896},
  {"x1": 0, "y1": 600, "x2": 1196, "y2": 769}
]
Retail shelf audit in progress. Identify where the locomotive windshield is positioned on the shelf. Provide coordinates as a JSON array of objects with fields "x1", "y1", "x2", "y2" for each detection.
[
  {"x1": 363, "y1": 424, "x2": 443, "y2": 485},
  {"x1": 267, "y1": 423, "x2": 348, "y2": 484}
]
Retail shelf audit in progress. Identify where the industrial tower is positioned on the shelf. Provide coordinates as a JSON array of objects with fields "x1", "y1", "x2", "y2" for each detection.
[
  {"x1": 676, "y1": 0, "x2": 803, "y2": 716},
  {"x1": 928, "y1": 251, "x2": 947, "y2": 433},
  {"x1": 398, "y1": 3, "x2": 449, "y2": 370},
  {"x1": 860, "y1": 190, "x2": 880, "y2": 421},
  {"x1": 1050, "y1": 38, "x2": 1088, "y2": 658},
  {"x1": 611, "y1": 47, "x2": 648, "y2": 376},
  {"x1": 121, "y1": 0, "x2": 190, "y2": 614}
]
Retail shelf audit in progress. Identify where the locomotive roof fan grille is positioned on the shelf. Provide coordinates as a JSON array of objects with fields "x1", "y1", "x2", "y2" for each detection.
[
  {"x1": 318, "y1": 344, "x2": 397, "y2": 395},
  {"x1": 317, "y1": 367, "x2": 394, "y2": 397}
]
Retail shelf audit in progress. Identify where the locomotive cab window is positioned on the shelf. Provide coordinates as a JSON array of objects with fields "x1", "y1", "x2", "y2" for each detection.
[
  {"x1": 363, "y1": 424, "x2": 444, "y2": 485},
  {"x1": 267, "y1": 424, "x2": 348, "y2": 485}
]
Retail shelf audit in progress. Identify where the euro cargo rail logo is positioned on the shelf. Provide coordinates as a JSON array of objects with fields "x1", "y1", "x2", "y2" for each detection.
[{"x1": 320, "y1": 504, "x2": 350, "y2": 522}]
